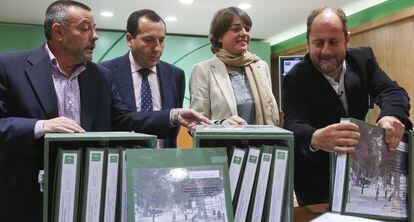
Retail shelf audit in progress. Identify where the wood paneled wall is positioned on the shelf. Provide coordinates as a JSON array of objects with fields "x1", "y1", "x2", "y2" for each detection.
[{"x1": 272, "y1": 7, "x2": 414, "y2": 125}]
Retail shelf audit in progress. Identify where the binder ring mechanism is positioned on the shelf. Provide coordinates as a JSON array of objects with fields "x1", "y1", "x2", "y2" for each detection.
[
  {"x1": 241, "y1": 139, "x2": 249, "y2": 146},
  {"x1": 99, "y1": 140, "x2": 110, "y2": 147}
]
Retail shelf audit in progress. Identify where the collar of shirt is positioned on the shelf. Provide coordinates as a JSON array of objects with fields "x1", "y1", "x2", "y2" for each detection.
[
  {"x1": 323, "y1": 61, "x2": 347, "y2": 94},
  {"x1": 323, "y1": 61, "x2": 349, "y2": 116},
  {"x1": 128, "y1": 51, "x2": 157, "y2": 75},
  {"x1": 128, "y1": 50, "x2": 162, "y2": 112},
  {"x1": 45, "y1": 44, "x2": 86, "y2": 78}
]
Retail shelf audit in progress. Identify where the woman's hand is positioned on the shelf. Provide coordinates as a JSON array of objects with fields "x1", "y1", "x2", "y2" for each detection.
[{"x1": 222, "y1": 115, "x2": 247, "y2": 125}]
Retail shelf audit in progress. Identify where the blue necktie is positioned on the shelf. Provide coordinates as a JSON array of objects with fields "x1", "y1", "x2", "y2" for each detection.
[{"x1": 139, "y1": 68, "x2": 153, "y2": 111}]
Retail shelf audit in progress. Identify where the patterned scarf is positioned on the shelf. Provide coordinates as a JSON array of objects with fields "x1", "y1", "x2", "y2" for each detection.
[{"x1": 216, "y1": 49, "x2": 279, "y2": 125}]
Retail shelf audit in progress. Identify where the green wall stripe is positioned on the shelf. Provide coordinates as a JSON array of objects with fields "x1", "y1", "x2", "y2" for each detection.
[
  {"x1": 347, "y1": 0, "x2": 414, "y2": 28},
  {"x1": 97, "y1": 33, "x2": 126, "y2": 62},
  {"x1": 271, "y1": 0, "x2": 414, "y2": 55},
  {"x1": 271, "y1": 33, "x2": 306, "y2": 55},
  {"x1": 172, "y1": 42, "x2": 211, "y2": 102},
  {"x1": 0, "y1": 21, "x2": 42, "y2": 28},
  {"x1": 172, "y1": 42, "x2": 211, "y2": 65}
]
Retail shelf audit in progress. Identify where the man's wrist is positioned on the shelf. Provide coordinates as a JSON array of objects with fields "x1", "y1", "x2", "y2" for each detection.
[{"x1": 310, "y1": 130, "x2": 321, "y2": 152}]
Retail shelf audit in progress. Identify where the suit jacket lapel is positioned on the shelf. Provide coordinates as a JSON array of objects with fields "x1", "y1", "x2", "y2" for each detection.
[
  {"x1": 157, "y1": 62, "x2": 174, "y2": 109},
  {"x1": 344, "y1": 65, "x2": 364, "y2": 117},
  {"x1": 79, "y1": 65, "x2": 98, "y2": 131},
  {"x1": 316, "y1": 72, "x2": 346, "y2": 117},
  {"x1": 116, "y1": 53, "x2": 136, "y2": 110},
  {"x1": 25, "y1": 46, "x2": 58, "y2": 118},
  {"x1": 211, "y1": 57, "x2": 237, "y2": 115}
]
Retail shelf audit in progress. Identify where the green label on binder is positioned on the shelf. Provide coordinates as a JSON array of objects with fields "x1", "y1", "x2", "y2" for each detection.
[
  {"x1": 249, "y1": 155, "x2": 257, "y2": 163},
  {"x1": 263, "y1": 154, "x2": 271, "y2": 162},
  {"x1": 277, "y1": 151, "x2": 286, "y2": 159},
  {"x1": 92, "y1": 153, "x2": 101, "y2": 161},
  {"x1": 110, "y1": 155, "x2": 118, "y2": 163},
  {"x1": 64, "y1": 155, "x2": 74, "y2": 164},
  {"x1": 233, "y1": 156, "x2": 242, "y2": 164}
]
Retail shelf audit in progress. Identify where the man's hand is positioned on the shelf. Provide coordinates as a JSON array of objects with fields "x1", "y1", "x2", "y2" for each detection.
[
  {"x1": 222, "y1": 115, "x2": 247, "y2": 126},
  {"x1": 311, "y1": 123, "x2": 360, "y2": 153},
  {"x1": 377, "y1": 116, "x2": 405, "y2": 151},
  {"x1": 177, "y1": 108, "x2": 212, "y2": 129},
  {"x1": 43, "y1": 117, "x2": 85, "y2": 133}
]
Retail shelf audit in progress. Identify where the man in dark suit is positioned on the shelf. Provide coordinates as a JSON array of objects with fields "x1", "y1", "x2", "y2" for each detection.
[
  {"x1": 101, "y1": 9, "x2": 185, "y2": 148},
  {"x1": 282, "y1": 7, "x2": 412, "y2": 205},
  {"x1": 0, "y1": 1, "x2": 209, "y2": 221}
]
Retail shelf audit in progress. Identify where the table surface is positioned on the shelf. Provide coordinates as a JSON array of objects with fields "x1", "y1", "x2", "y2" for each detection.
[{"x1": 294, "y1": 203, "x2": 329, "y2": 221}]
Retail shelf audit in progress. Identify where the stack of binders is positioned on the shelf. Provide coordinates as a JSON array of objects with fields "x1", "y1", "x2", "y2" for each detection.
[
  {"x1": 192, "y1": 124, "x2": 295, "y2": 222},
  {"x1": 43, "y1": 132, "x2": 157, "y2": 222},
  {"x1": 230, "y1": 145, "x2": 290, "y2": 222},
  {"x1": 52, "y1": 147, "x2": 131, "y2": 222}
]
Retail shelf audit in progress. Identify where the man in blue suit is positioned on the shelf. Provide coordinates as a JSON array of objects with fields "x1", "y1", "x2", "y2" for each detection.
[
  {"x1": 0, "y1": 1, "x2": 209, "y2": 221},
  {"x1": 101, "y1": 10, "x2": 185, "y2": 148}
]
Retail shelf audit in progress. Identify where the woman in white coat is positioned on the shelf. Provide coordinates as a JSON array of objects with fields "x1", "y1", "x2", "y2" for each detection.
[{"x1": 190, "y1": 7, "x2": 279, "y2": 126}]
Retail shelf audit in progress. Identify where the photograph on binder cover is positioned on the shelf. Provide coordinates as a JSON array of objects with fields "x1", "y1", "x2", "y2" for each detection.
[
  {"x1": 131, "y1": 166, "x2": 227, "y2": 222},
  {"x1": 126, "y1": 148, "x2": 232, "y2": 222},
  {"x1": 343, "y1": 119, "x2": 408, "y2": 219}
]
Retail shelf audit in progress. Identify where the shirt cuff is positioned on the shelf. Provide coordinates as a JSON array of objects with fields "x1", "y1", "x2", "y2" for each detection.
[
  {"x1": 169, "y1": 108, "x2": 179, "y2": 127},
  {"x1": 309, "y1": 145, "x2": 320, "y2": 152},
  {"x1": 34, "y1": 120, "x2": 46, "y2": 139}
]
